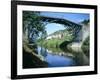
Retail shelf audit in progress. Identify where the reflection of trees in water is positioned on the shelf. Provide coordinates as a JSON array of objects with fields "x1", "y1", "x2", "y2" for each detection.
[
  {"x1": 37, "y1": 45, "x2": 89, "y2": 66},
  {"x1": 72, "y1": 51, "x2": 89, "y2": 66},
  {"x1": 37, "y1": 47, "x2": 47, "y2": 58},
  {"x1": 40, "y1": 47, "x2": 47, "y2": 57}
]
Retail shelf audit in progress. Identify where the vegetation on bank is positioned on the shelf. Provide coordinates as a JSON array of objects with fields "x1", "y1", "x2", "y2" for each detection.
[
  {"x1": 81, "y1": 36, "x2": 90, "y2": 57},
  {"x1": 23, "y1": 11, "x2": 48, "y2": 68},
  {"x1": 38, "y1": 38, "x2": 63, "y2": 48},
  {"x1": 23, "y1": 51, "x2": 48, "y2": 68},
  {"x1": 37, "y1": 29, "x2": 74, "y2": 49}
]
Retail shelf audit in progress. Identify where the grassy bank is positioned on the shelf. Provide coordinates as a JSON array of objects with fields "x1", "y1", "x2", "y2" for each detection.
[{"x1": 38, "y1": 39, "x2": 65, "y2": 48}]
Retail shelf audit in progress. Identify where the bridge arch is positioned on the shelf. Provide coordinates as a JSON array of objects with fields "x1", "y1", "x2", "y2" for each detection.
[{"x1": 40, "y1": 16, "x2": 83, "y2": 41}]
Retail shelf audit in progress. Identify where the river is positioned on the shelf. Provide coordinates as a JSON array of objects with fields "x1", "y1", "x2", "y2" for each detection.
[{"x1": 37, "y1": 46, "x2": 89, "y2": 67}]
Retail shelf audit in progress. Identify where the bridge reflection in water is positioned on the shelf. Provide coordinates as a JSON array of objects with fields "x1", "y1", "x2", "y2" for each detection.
[{"x1": 37, "y1": 46, "x2": 89, "y2": 67}]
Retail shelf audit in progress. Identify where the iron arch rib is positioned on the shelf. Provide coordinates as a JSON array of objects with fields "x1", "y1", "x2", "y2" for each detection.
[
  {"x1": 40, "y1": 16, "x2": 82, "y2": 29},
  {"x1": 40, "y1": 16, "x2": 82, "y2": 38}
]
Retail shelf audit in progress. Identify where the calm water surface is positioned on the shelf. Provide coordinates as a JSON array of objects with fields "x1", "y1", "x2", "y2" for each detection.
[{"x1": 37, "y1": 46, "x2": 77, "y2": 67}]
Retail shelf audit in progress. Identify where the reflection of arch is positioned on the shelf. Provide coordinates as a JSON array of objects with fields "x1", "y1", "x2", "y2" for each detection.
[{"x1": 40, "y1": 16, "x2": 82, "y2": 37}]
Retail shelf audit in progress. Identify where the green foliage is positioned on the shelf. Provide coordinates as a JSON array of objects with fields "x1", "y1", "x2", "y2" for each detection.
[
  {"x1": 23, "y1": 11, "x2": 46, "y2": 43},
  {"x1": 48, "y1": 29, "x2": 74, "y2": 41},
  {"x1": 38, "y1": 38, "x2": 64, "y2": 49},
  {"x1": 81, "y1": 36, "x2": 90, "y2": 57},
  {"x1": 23, "y1": 11, "x2": 45, "y2": 33},
  {"x1": 37, "y1": 28, "x2": 74, "y2": 50},
  {"x1": 81, "y1": 19, "x2": 89, "y2": 25}
]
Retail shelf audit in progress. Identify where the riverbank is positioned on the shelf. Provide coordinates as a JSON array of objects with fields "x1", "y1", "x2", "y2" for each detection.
[
  {"x1": 66, "y1": 36, "x2": 89, "y2": 58},
  {"x1": 23, "y1": 43, "x2": 48, "y2": 68},
  {"x1": 66, "y1": 43, "x2": 89, "y2": 65}
]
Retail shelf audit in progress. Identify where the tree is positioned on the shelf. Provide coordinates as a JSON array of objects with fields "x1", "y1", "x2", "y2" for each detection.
[
  {"x1": 23, "y1": 11, "x2": 45, "y2": 44},
  {"x1": 81, "y1": 19, "x2": 89, "y2": 25}
]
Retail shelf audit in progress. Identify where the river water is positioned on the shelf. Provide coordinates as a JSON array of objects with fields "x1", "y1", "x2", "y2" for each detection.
[{"x1": 37, "y1": 46, "x2": 89, "y2": 67}]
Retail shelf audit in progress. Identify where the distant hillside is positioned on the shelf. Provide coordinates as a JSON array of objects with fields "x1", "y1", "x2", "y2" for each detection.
[
  {"x1": 48, "y1": 29, "x2": 68, "y2": 36},
  {"x1": 46, "y1": 28, "x2": 74, "y2": 42}
]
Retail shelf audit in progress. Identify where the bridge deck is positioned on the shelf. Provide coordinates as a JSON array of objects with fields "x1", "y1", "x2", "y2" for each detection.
[{"x1": 41, "y1": 16, "x2": 82, "y2": 28}]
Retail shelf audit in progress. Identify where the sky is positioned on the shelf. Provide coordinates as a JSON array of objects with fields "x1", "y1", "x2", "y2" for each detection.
[
  {"x1": 40, "y1": 12, "x2": 89, "y2": 35},
  {"x1": 45, "y1": 23, "x2": 65, "y2": 35}
]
